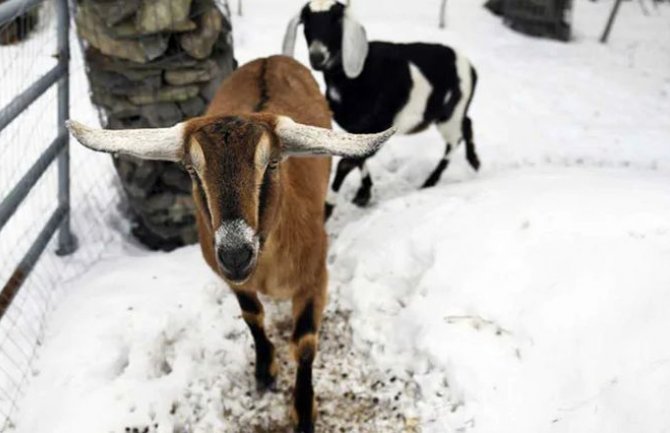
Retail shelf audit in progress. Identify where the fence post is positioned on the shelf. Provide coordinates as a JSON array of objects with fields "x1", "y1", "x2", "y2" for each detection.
[
  {"x1": 56, "y1": 0, "x2": 77, "y2": 256},
  {"x1": 439, "y1": 0, "x2": 447, "y2": 29},
  {"x1": 600, "y1": 0, "x2": 623, "y2": 44}
]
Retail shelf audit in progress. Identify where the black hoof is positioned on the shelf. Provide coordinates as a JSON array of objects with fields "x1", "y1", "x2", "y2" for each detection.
[
  {"x1": 467, "y1": 154, "x2": 481, "y2": 171},
  {"x1": 255, "y1": 370, "x2": 278, "y2": 393},
  {"x1": 421, "y1": 176, "x2": 439, "y2": 189},
  {"x1": 294, "y1": 424, "x2": 314, "y2": 433},
  {"x1": 352, "y1": 189, "x2": 371, "y2": 207}
]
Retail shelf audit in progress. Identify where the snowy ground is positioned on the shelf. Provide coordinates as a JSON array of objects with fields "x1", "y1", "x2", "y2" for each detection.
[{"x1": 8, "y1": 0, "x2": 670, "y2": 432}]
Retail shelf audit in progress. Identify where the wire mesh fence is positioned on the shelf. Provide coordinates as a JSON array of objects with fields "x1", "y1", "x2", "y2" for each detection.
[
  {"x1": 1, "y1": 1, "x2": 119, "y2": 429},
  {"x1": 0, "y1": 0, "x2": 235, "y2": 429}
]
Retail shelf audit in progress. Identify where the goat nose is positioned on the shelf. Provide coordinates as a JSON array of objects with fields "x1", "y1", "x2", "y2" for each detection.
[
  {"x1": 309, "y1": 51, "x2": 326, "y2": 68},
  {"x1": 217, "y1": 245, "x2": 254, "y2": 275}
]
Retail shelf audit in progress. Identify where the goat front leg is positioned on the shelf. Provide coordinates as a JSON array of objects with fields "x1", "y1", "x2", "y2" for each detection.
[
  {"x1": 421, "y1": 142, "x2": 452, "y2": 188},
  {"x1": 327, "y1": 157, "x2": 360, "y2": 219},
  {"x1": 235, "y1": 291, "x2": 277, "y2": 392},
  {"x1": 291, "y1": 285, "x2": 326, "y2": 433},
  {"x1": 352, "y1": 160, "x2": 373, "y2": 207}
]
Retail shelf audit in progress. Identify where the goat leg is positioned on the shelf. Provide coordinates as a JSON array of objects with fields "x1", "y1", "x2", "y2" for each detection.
[
  {"x1": 291, "y1": 287, "x2": 325, "y2": 433},
  {"x1": 235, "y1": 291, "x2": 277, "y2": 392}
]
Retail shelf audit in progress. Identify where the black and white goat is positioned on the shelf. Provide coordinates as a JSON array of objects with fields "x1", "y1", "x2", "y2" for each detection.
[{"x1": 283, "y1": 0, "x2": 480, "y2": 215}]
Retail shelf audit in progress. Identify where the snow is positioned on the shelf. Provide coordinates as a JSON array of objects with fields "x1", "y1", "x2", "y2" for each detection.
[
  {"x1": 6, "y1": 0, "x2": 670, "y2": 432},
  {"x1": 332, "y1": 167, "x2": 670, "y2": 432}
]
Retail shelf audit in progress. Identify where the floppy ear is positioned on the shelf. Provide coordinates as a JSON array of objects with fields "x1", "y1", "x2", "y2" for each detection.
[
  {"x1": 275, "y1": 116, "x2": 395, "y2": 159},
  {"x1": 66, "y1": 120, "x2": 185, "y2": 162},
  {"x1": 282, "y1": 13, "x2": 302, "y2": 57},
  {"x1": 342, "y1": 9, "x2": 368, "y2": 79}
]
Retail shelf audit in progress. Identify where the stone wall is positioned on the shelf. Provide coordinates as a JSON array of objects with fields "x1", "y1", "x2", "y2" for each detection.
[{"x1": 76, "y1": 0, "x2": 236, "y2": 250}]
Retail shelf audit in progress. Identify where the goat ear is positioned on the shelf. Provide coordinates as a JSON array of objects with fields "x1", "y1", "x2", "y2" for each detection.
[
  {"x1": 342, "y1": 9, "x2": 368, "y2": 79},
  {"x1": 66, "y1": 120, "x2": 185, "y2": 162},
  {"x1": 275, "y1": 116, "x2": 395, "y2": 159},
  {"x1": 282, "y1": 13, "x2": 302, "y2": 57}
]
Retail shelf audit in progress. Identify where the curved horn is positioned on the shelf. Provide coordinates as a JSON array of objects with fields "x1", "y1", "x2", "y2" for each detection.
[
  {"x1": 275, "y1": 116, "x2": 395, "y2": 159},
  {"x1": 66, "y1": 120, "x2": 185, "y2": 162},
  {"x1": 282, "y1": 13, "x2": 302, "y2": 57}
]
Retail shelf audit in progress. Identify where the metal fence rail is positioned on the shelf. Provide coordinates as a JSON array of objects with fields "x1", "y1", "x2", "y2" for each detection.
[
  {"x1": 0, "y1": 0, "x2": 80, "y2": 427},
  {"x1": 0, "y1": 0, "x2": 76, "y2": 324},
  {"x1": 0, "y1": 0, "x2": 131, "y2": 426}
]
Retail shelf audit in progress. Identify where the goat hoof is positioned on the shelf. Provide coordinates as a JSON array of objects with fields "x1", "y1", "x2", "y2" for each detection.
[
  {"x1": 255, "y1": 372, "x2": 278, "y2": 393},
  {"x1": 420, "y1": 178, "x2": 438, "y2": 189},
  {"x1": 468, "y1": 155, "x2": 481, "y2": 171},
  {"x1": 351, "y1": 190, "x2": 371, "y2": 207},
  {"x1": 294, "y1": 424, "x2": 314, "y2": 433}
]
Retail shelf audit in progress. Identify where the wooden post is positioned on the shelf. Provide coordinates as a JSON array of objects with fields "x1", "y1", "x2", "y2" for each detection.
[{"x1": 600, "y1": 0, "x2": 623, "y2": 43}]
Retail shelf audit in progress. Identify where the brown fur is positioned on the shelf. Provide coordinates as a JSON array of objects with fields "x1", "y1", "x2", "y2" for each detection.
[
  {"x1": 183, "y1": 56, "x2": 332, "y2": 432},
  {"x1": 184, "y1": 57, "x2": 331, "y2": 298}
]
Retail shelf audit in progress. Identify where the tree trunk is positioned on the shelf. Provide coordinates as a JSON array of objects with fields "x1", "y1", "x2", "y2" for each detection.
[{"x1": 75, "y1": 0, "x2": 236, "y2": 250}]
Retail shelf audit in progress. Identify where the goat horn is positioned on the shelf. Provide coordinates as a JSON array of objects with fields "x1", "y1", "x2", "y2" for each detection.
[
  {"x1": 66, "y1": 120, "x2": 185, "y2": 162},
  {"x1": 276, "y1": 116, "x2": 395, "y2": 159}
]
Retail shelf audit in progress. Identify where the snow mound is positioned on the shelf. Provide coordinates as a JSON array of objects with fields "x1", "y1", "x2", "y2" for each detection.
[{"x1": 331, "y1": 167, "x2": 670, "y2": 433}]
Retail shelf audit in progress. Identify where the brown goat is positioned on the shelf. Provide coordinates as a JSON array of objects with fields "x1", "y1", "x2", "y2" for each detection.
[{"x1": 67, "y1": 55, "x2": 394, "y2": 433}]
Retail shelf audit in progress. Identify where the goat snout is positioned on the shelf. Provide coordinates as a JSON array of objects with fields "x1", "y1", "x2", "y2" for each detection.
[
  {"x1": 217, "y1": 245, "x2": 254, "y2": 281},
  {"x1": 308, "y1": 42, "x2": 329, "y2": 69},
  {"x1": 214, "y1": 219, "x2": 258, "y2": 282}
]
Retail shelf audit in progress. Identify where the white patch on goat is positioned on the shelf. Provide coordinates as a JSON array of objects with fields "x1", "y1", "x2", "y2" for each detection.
[
  {"x1": 393, "y1": 63, "x2": 432, "y2": 134},
  {"x1": 443, "y1": 90, "x2": 452, "y2": 105},
  {"x1": 436, "y1": 52, "x2": 472, "y2": 147},
  {"x1": 328, "y1": 85, "x2": 342, "y2": 103},
  {"x1": 215, "y1": 219, "x2": 258, "y2": 252},
  {"x1": 309, "y1": 0, "x2": 336, "y2": 12},
  {"x1": 326, "y1": 187, "x2": 338, "y2": 206}
]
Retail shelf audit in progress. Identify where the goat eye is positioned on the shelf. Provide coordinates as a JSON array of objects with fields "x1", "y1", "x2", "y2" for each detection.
[{"x1": 267, "y1": 160, "x2": 279, "y2": 171}]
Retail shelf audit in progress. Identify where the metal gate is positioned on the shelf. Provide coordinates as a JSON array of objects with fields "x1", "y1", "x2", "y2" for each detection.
[
  {"x1": 0, "y1": 0, "x2": 75, "y2": 427},
  {"x1": 0, "y1": 0, "x2": 75, "y2": 320}
]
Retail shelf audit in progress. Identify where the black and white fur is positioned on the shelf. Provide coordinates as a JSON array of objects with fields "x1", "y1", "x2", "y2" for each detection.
[{"x1": 283, "y1": 0, "x2": 480, "y2": 216}]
